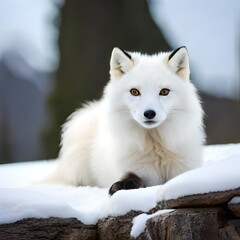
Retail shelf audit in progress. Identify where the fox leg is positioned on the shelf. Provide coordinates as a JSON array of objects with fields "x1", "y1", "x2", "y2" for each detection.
[{"x1": 109, "y1": 172, "x2": 146, "y2": 196}]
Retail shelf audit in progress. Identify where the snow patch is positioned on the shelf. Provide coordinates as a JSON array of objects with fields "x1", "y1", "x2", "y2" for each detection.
[
  {"x1": 157, "y1": 155, "x2": 240, "y2": 201},
  {"x1": 0, "y1": 144, "x2": 239, "y2": 225},
  {"x1": 108, "y1": 186, "x2": 159, "y2": 216},
  {"x1": 131, "y1": 209, "x2": 174, "y2": 238},
  {"x1": 229, "y1": 197, "x2": 240, "y2": 205},
  {"x1": 0, "y1": 160, "x2": 55, "y2": 188}
]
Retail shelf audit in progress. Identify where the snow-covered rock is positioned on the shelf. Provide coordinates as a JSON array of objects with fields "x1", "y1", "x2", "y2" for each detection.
[{"x1": 0, "y1": 144, "x2": 239, "y2": 239}]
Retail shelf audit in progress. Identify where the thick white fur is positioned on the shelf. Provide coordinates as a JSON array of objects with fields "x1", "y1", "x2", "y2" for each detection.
[{"x1": 48, "y1": 47, "x2": 205, "y2": 187}]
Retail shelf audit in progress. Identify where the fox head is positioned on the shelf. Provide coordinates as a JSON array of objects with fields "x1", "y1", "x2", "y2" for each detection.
[
  {"x1": 110, "y1": 46, "x2": 190, "y2": 81},
  {"x1": 108, "y1": 47, "x2": 199, "y2": 130}
]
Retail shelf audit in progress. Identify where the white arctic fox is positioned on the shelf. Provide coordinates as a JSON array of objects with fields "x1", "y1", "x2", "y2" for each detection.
[{"x1": 49, "y1": 46, "x2": 205, "y2": 194}]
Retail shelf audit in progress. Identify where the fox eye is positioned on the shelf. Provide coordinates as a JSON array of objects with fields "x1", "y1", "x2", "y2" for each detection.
[
  {"x1": 159, "y1": 88, "x2": 170, "y2": 96},
  {"x1": 130, "y1": 88, "x2": 141, "y2": 96}
]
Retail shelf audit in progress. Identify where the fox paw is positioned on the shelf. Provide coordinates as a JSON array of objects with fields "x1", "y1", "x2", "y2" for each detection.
[{"x1": 109, "y1": 172, "x2": 146, "y2": 196}]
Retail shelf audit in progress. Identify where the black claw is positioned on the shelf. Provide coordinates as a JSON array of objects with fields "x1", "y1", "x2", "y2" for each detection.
[
  {"x1": 109, "y1": 172, "x2": 146, "y2": 196},
  {"x1": 109, "y1": 181, "x2": 123, "y2": 196}
]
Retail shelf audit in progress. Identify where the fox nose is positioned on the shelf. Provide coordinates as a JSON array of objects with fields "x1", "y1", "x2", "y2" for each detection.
[{"x1": 144, "y1": 110, "x2": 156, "y2": 119}]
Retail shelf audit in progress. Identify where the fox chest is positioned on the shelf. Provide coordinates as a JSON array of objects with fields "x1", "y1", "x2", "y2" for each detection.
[{"x1": 123, "y1": 144, "x2": 179, "y2": 185}]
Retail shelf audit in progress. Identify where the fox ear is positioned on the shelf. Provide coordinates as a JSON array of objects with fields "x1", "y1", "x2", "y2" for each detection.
[
  {"x1": 168, "y1": 46, "x2": 190, "y2": 81},
  {"x1": 110, "y1": 47, "x2": 133, "y2": 78}
]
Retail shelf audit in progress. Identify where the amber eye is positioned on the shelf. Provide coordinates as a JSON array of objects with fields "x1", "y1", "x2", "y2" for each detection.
[
  {"x1": 159, "y1": 88, "x2": 170, "y2": 96},
  {"x1": 130, "y1": 88, "x2": 141, "y2": 96}
]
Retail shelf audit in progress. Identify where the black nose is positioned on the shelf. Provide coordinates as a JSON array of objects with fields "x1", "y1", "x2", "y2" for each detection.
[{"x1": 144, "y1": 110, "x2": 156, "y2": 119}]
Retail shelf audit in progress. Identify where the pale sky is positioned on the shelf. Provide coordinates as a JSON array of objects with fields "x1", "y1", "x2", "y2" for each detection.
[
  {"x1": 0, "y1": 0, "x2": 239, "y2": 99},
  {"x1": 149, "y1": 0, "x2": 240, "y2": 99},
  {"x1": 0, "y1": 0, "x2": 62, "y2": 71}
]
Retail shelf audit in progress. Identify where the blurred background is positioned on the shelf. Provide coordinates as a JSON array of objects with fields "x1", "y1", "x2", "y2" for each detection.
[{"x1": 0, "y1": 0, "x2": 239, "y2": 164}]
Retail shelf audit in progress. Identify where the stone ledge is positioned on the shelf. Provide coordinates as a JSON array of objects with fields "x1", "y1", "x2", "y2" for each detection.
[
  {"x1": 228, "y1": 201, "x2": 240, "y2": 218},
  {"x1": 0, "y1": 209, "x2": 239, "y2": 240},
  {"x1": 1, "y1": 188, "x2": 240, "y2": 240},
  {"x1": 0, "y1": 217, "x2": 97, "y2": 240},
  {"x1": 156, "y1": 188, "x2": 240, "y2": 210},
  {"x1": 138, "y1": 208, "x2": 226, "y2": 240}
]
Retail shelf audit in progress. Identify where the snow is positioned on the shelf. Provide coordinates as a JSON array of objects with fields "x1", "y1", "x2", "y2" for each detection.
[
  {"x1": 108, "y1": 186, "x2": 159, "y2": 216},
  {"x1": 229, "y1": 197, "x2": 240, "y2": 205},
  {"x1": 0, "y1": 160, "x2": 55, "y2": 188},
  {"x1": 158, "y1": 155, "x2": 240, "y2": 201},
  {"x1": 131, "y1": 209, "x2": 174, "y2": 238},
  {"x1": 0, "y1": 186, "x2": 109, "y2": 225},
  {"x1": 0, "y1": 144, "x2": 239, "y2": 228},
  {"x1": 203, "y1": 143, "x2": 240, "y2": 164}
]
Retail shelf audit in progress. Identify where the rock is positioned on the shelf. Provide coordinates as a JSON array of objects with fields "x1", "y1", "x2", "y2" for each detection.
[
  {"x1": 228, "y1": 201, "x2": 240, "y2": 218},
  {"x1": 219, "y1": 220, "x2": 240, "y2": 240},
  {"x1": 0, "y1": 189, "x2": 240, "y2": 239},
  {"x1": 0, "y1": 217, "x2": 97, "y2": 240},
  {"x1": 98, "y1": 211, "x2": 140, "y2": 240},
  {"x1": 0, "y1": 209, "x2": 240, "y2": 240},
  {"x1": 137, "y1": 208, "x2": 226, "y2": 240},
  {"x1": 156, "y1": 188, "x2": 240, "y2": 210}
]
